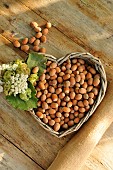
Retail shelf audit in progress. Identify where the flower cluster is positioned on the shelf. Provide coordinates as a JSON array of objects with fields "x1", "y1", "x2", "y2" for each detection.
[
  {"x1": 10, "y1": 73, "x2": 28, "y2": 96},
  {"x1": 0, "y1": 80, "x2": 4, "y2": 93},
  {"x1": 0, "y1": 63, "x2": 18, "y2": 71},
  {"x1": 0, "y1": 53, "x2": 46, "y2": 110},
  {"x1": 0, "y1": 60, "x2": 31, "y2": 100}
]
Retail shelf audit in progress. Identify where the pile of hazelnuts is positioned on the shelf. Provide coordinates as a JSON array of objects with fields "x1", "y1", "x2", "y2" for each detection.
[
  {"x1": 35, "y1": 58, "x2": 101, "y2": 132},
  {"x1": 13, "y1": 21, "x2": 51, "y2": 53}
]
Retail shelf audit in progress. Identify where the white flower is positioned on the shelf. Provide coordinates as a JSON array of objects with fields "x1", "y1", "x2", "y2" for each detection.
[
  {"x1": 25, "y1": 75, "x2": 28, "y2": 79},
  {"x1": 11, "y1": 89, "x2": 14, "y2": 92},
  {"x1": 14, "y1": 77, "x2": 18, "y2": 81},
  {"x1": 21, "y1": 73, "x2": 24, "y2": 77},
  {"x1": 15, "y1": 82, "x2": 18, "y2": 86},
  {"x1": 0, "y1": 63, "x2": 18, "y2": 71},
  {"x1": 14, "y1": 92, "x2": 17, "y2": 97},
  {"x1": 22, "y1": 89, "x2": 25, "y2": 94},
  {"x1": 11, "y1": 85, "x2": 14, "y2": 88},
  {"x1": 24, "y1": 83, "x2": 28, "y2": 89},
  {"x1": 18, "y1": 89, "x2": 22, "y2": 93},
  {"x1": 2, "y1": 64, "x2": 6, "y2": 70},
  {"x1": 5, "y1": 64, "x2": 10, "y2": 69},
  {"x1": 0, "y1": 80, "x2": 4, "y2": 85},
  {"x1": 0, "y1": 85, "x2": 3, "y2": 93},
  {"x1": 1, "y1": 64, "x2": 11, "y2": 70},
  {"x1": 15, "y1": 87, "x2": 18, "y2": 91},
  {"x1": 16, "y1": 80, "x2": 20, "y2": 84},
  {"x1": 12, "y1": 80, "x2": 14, "y2": 84},
  {"x1": 16, "y1": 74, "x2": 19, "y2": 78},
  {"x1": 12, "y1": 64, "x2": 18, "y2": 70},
  {"x1": 21, "y1": 84, "x2": 25, "y2": 89},
  {"x1": 0, "y1": 65, "x2": 2, "y2": 70},
  {"x1": 8, "y1": 72, "x2": 29, "y2": 96},
  {"x1": 11, "y1": 76, "x2": 14, "y2": 81}
]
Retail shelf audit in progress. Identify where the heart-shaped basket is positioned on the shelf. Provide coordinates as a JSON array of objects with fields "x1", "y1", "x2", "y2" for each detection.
[{"x1": 30, "y1": 52, "x2": 107, "y2": 137}]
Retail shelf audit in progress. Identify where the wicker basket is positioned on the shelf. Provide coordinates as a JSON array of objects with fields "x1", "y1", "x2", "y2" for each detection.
[{"x1": 30, "y1": 52, "x2": 107, "y2": 138}]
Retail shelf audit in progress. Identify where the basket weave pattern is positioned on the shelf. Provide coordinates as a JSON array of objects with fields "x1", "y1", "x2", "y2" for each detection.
[{"x1": 30, "y1": 52, "x2": 107, "y2": 137}]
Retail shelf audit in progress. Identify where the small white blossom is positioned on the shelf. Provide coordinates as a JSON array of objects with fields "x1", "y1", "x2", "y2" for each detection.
[
  {"x1": 0, "y1": 65, "x2": 2, "y2": 71},
  {"x1": 16, "y1": 74, "x2": 19, "y2": 78},
  {"x1": 14, "y1": 77, "x2": 18, "y2": 81},
  {"x1": 12, "y1": 80, "x2": 14, "y2": 84},
  {"x1": 11, "y1": 89, "x2": 14, "y2": 92},
  {"x1": 14, "y1": 82, "x2": 18, "y2": 86},
  {"x1": 14, "y1": 92, "x2": 17, "y2": 97},
  {"x1": 0, "y1": 85, "x2": 3, "y2": 93},
  {"x1": 0, "y1": 80, "x2": 4, "y2": 85},
  {"x1": 0, "y1": 63, "x2": 18, "y2": 71},
  {"x1": 6, "y1": 72, "x2": 29, "y2": 96},
  {"x1": 11, "y1": 85, "x2": 14, "y2": 88},
  {"x1": 25, "y1": 75, "x2": 28, "y2": 78},
  {"x1": 12, "y1": 64, "x2": 18, "y2": 70},
  {"x1": 15, "y1": 87, "x2": 18, "y2": 91},
  {"x1": 25, "y1": 83, "x2": 28, "y2": 88},
  {"x1": 16, "y1": 80, "x2": 20, "y2": 84},
  {"x1": 21, "y1": 73, "x2": 24, "y2": 77},
  {"x1": 11, "y1": 76, "x2": 14, "y2": 81},
  {"x1": 1, "y1": 64, "x2": 10, "y2": 70},
  {"x1": 22, "y1": 89, "x2": 25, "y2": 94},
  {"x1": 5, "y1": 64, "x2": 10, "y2": 69},
  {"x1": 18, "y1": 89, "x2": 22, "y2": 93},
  {"x1": 2, "y1": 64, "x2": 6, "y2": 70}
]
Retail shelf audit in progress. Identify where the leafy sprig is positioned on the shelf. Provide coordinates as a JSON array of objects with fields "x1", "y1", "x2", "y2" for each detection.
[
  {"x1": 6, "y1": 83, "x2": 38, "y2": 110},
  {"x1": 5, "y1": 52, "x2": 47, "y2": 110}
]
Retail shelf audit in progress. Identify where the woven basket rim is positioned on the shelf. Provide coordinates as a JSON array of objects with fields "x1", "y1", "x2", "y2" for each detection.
[{"x1": 30, "y1": 52, "x2": 107, "y2": 138}]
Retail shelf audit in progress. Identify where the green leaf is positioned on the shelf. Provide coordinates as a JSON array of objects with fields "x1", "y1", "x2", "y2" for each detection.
[
  {"x1": 6, "y1": 95, "x2": 38, "y2": 110},
  {"x1": 27, "y1": 52, "x2": 47, "y2": 76},
  {"x1": 29, "y1": 82, "x2": 36, "y2": 96},
  {"x1": 6, "y1": 83, "x2": 38, "y2": 111}
]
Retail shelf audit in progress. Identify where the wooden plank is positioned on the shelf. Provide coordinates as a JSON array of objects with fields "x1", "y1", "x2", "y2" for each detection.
[
  {"x1": 82, "y1": 123, "x2": 113, "y2": 170},
  {"x1": 0, "y1": 92, "x2": 73, "y2": 169},
  {"x1": 0, "y1": 36, "x2": 74, "y2": 169},
  {"x1": 72, "y1": 0, "x2": 113, "y2": 32},
  {"x1": 0, "y1": 0, "x2": 113, "y2": 79},
  {"x1": 20, "y1": 0, "x2": 113, "y2": 67},
  {"x1": 0, "y1": 35, "x2": 26, "y2": 64},
  {"x1": 0, "y1": 134, "x2": 42, "y2": 170},
  {"x1": 0, "y1": 0, "x2": 84, "y2": 57},
  {"x1": 47, "y1": 80, "x2": 113, "y2": 170},
  {"x1": 0, "y1": 0, "x2": 113, "y2": 169},
  {"x1": 0, "y1": 36, "x2": 112, "y2": 170}
]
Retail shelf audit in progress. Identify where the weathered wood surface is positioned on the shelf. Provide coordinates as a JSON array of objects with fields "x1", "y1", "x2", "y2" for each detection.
[
  {"x1": 0, "y1": 134, "x2": 42, "y2": 170},
  {"x1": 1, "y1": 0, "x2": 113, "y2": 78},
  {"x1": 0, "y1": 35, "x2": 74, "y2": 168},
  {"x1": 0, "y1": 0, "x2": 113, "y2": 169},
  {"x1": 48, "y1": 80, "x2": 113, "y2": 170},
  {"x1": 0, "y1": 0, "x2": 84, "y2": 58},
  {"x1": 20, "y1": 0, "x2": 113, "y2": 66},
  {"x1": 82, "y1": 123, "x2": 113, "y2": 170}
]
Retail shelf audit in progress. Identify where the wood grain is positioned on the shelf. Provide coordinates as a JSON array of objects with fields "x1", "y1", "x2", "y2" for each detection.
[
  {"x1": 0, "y1": 134, "x2": 42, "y2": 170},
  {"x1": 20, "y1": 0, "x2": 113, "y2": 67},
  {"x1": 0, "y1": 0, "x2": 113, "y2": 169},
  {"x1": 47, "y1": 80, "x2": 113, "y2": 170},
  {"x1": 0, "y1": 92, "x2": 73, "y2": 170},
  {"x1": 0, "y1": 35, "x2": 26, "y2": 63},
  {"x1": 0, "y1": 36, "x2": 74, "y2": 169},
  {"x1": 82, "y1": 123, "x2": 113, "y2": 170},
  {"x1": 0, "y1": 0, "x2": 113, "y2": 78},
  {"x1": 0, "y1": 34, "x2": 74, "y2": 169},
  {"x1": 0, "y1": 0, "x2": 84, "y2": 57}
]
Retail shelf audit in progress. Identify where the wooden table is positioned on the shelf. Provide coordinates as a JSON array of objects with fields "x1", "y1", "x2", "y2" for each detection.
[{"x1": 0, "y1": 0, "x2": 113, "y2": 169}]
